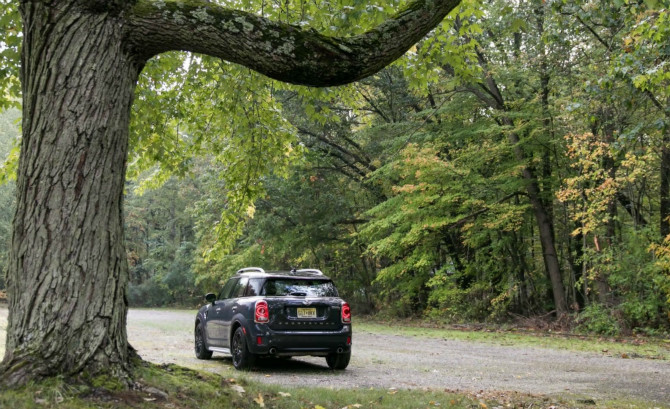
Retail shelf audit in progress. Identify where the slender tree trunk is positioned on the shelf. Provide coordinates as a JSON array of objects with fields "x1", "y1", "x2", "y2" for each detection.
[
  {"x1": 1, "y1": 2, "x2": 141, "y2": 386},
  {"x1": 569, "y1": 230, "x2": 586, "y2": 309},
  {"x1": 532, "y1": 0, "x2": 567, "y2": 315},
  {"x1": 523, "y1": 167, "x2": 568, "y2": 314},
  {"x1": 508, "y1": 230, "x2": 529, "y2": 315},
  {"x1": 661, "y1": 132, "x2": 670, "y2": 238},
  {"x1": 502, "y1": 117, "x2": 567, "y2": 314}
]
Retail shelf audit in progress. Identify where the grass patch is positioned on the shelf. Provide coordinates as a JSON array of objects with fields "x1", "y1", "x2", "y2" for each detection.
[
  {"x1": 355, "y1": 319, "x2": 670, "y2": 360},
  {"x1": 1, "y1": 362, "x2": 647, "y2": 409}
]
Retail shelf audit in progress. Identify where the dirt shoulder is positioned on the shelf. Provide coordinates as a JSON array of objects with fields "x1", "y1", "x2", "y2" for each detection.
[{"x1": 1, "y1": 306, "x2": 668, "y2": 406}]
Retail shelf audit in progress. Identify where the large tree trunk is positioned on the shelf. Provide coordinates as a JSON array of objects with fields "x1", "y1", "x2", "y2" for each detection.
[{"x1": 1, "y1": 2, "x2": 141, "y2": 386}]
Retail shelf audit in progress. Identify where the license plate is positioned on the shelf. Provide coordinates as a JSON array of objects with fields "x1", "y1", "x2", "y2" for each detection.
[{"x1": 297, "y1": 308, "x2": 317, "y2": 318}]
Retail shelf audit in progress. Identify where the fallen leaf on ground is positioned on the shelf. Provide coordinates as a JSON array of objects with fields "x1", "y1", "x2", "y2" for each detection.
[
  {"x1": 254, "y1": 393, "x2": 265, "y2": 407},
  {"x1": 278, "y1": 392, "x2": 291, "y2": 397},
  {"x1": 230, "y1": 384, "x2": 245, "y2": 395}
]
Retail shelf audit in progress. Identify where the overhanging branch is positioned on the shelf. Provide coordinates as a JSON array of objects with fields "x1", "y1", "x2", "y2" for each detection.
[{"x1": 126, "y1": 0, "x2": 461, "y2": 87}]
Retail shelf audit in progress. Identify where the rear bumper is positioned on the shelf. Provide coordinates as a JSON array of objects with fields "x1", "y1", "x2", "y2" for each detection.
[{"x1": 247, "y1": 323, "x2": 352, "y2": 356}]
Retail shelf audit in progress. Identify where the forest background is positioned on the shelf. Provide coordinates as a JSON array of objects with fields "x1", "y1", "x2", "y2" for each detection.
[{"x1": 1, "y1": 0, "x2": 669, "y2": 337}]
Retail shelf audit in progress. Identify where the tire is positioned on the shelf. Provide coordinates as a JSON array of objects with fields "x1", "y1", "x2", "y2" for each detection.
[
  {"x1": 326, "y1": 350, "x2": 351, "y2": 370},
  {"x1": 194, "y1": 323, "x2": 213, "y2": 360},
  {"x1": 231, "y1": 327, "x2": 256, "y2": 370}
]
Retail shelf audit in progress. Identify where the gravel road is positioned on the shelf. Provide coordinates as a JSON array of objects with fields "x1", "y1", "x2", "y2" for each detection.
[{"x1": 1, "y1": 306, "x2": 668, "y2": 406}]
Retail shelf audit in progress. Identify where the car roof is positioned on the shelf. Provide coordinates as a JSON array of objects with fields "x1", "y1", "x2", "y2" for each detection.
[{"x1": 235, "y1": 267, "x2": 331, "y2": 280}]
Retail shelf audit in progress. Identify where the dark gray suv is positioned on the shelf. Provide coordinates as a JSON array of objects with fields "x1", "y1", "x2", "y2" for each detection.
[{"x1": 194, "y1": 267, "x2": 352, "y2": 370}]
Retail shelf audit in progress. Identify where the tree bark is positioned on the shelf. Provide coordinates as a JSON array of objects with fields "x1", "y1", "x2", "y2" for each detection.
[
  {"x1": 2, "y1": 0, "x2": 462, "y2": 387},
  {"x1": 2, "y1": 2, "x2": 142, "y2": 386}
]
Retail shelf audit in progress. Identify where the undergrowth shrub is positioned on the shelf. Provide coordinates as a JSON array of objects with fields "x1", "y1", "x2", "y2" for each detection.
[
  {"x1": 425, "y1": 280, "x2": 503, "y2": 323},
  {"x1": 128, "y1": 279, "x2": 170, "y2": 307},
  {"x1": 576, "y1": 304, "x2": 621, "y2": 336}
]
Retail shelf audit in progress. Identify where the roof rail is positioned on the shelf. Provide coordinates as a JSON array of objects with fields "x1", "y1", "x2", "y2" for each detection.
[
  {"x1": 295, "y1": 268, "x2": 324, "y2": 276},
  {"x1": 236, "y1": 267, "x2": 266, "y2": 275}
]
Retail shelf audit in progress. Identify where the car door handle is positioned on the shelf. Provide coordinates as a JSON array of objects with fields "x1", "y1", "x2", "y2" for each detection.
[
  {"x1": 232, "y1": 307, "x2": 237, "y2": 312},
  {"x1": 215, "y1": 308, "x2": 221, "y2": 312}
]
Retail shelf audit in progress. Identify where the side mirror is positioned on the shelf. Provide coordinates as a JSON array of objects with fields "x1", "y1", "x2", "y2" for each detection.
[{"x1": 205, "y1": 293, "x2": 216, "y2": 304}]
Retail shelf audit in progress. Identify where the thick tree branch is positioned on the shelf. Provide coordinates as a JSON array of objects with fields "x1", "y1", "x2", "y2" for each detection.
[{"x1": 126, "y1": 0, "x2": 461, "y2": 86}]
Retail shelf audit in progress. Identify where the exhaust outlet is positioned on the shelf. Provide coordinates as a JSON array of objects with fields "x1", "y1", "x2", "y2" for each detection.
[
  {"x1": 269, "y1": 347, "x2": 277, "y2": 355},
  {"x1": 337, "y1": 347, "x2": 344, "y2": 353}
]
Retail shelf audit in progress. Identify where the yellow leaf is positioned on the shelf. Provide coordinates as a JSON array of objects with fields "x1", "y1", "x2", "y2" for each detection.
[
  {"x1": 314, "y1": 406, "x2": 327, "y2": 409},
  {"x1": 246, "y1": 204, "x2": 256, "y2": 218},
  {"x1": 278, "y1": 392, "x2": 291, "y2": 397},
  {"x1": 254, "y1": 393, "x2": 265, "y2": 407}
]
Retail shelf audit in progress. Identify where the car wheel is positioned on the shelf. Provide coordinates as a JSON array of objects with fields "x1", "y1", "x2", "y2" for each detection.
[
  {"x1": 231, "y1": 327, "x2": 255, "y2": 370},
  {"x1": 194, "y1": 323, "x2": 213, "y2": 360},
  {"x1": 326, "y1": 350, "x2": 350, "y2": 370}
]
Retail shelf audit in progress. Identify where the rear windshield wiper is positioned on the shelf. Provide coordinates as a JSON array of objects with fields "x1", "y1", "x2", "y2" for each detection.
[{"x1": 289, "y1": 291, "x2": 307, "y2": 296}]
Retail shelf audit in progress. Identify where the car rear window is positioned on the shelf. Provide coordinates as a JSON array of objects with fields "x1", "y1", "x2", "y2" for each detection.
[{"x1": 262, "y1": 279, "x2": 339, "y2": 297}]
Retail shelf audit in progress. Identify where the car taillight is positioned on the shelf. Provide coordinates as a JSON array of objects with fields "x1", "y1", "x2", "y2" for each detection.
[
  {"x1": 255, "y1": 300, "x2": 269, "y2": 323},
  {"x1": 341, "y1": 302, "x2": 351, "y2": 323}
]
